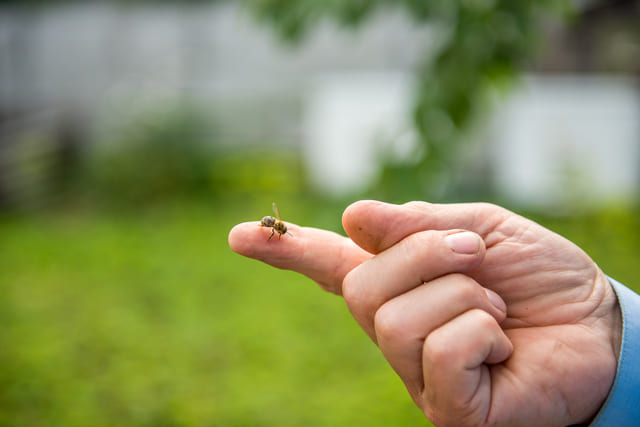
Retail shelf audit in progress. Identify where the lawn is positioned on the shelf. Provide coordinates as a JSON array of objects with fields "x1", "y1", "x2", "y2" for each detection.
[
  {"x1": 0, "y1": 197, "x2": 425, "y2": 427},
  {"x1": 1, "y1": 197, "x2": 637, "y2": 427}
]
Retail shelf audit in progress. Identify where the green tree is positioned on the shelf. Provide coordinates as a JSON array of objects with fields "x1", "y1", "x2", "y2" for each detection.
[{"x1": 248, "y1": 0, "x2": 573, "y2": 201}]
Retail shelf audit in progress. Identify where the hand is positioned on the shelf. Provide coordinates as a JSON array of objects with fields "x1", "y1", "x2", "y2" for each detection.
[{"x1": 228, "y1": 200, "x2": 621, "y2": 426}]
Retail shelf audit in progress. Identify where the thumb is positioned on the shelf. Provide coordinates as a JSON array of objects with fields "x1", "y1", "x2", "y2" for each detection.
[{"x1": 342, "y1": 200, "x2": 508, "y2": 254}]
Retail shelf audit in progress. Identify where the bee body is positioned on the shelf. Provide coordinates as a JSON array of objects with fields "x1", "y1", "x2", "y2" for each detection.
[
  {"x1": 260, "y1": 203, "x2": 290, "y2": 240},
  {"x1": 260, "y1": 216, "x2": 276, "y2": 228}
]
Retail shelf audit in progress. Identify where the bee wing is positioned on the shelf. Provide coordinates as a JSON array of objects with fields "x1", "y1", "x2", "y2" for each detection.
[{"x1": 272, "y1": 202, "x2": 281, "y2": 220}]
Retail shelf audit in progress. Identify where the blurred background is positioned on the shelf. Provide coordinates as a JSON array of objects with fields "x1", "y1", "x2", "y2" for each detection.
[{"x1": 1, "y1": 0, "x2": 638, "y2": 425}]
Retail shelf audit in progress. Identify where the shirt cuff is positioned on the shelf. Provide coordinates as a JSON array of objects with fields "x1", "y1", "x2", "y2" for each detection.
[{"x1": 589, "y1": 277, "x2": 640, "y2": 426}]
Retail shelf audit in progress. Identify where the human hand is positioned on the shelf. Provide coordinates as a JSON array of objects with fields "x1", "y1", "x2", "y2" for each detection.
[{"x1": 228, "y1": 200, "x2": 621, "y2": 426}]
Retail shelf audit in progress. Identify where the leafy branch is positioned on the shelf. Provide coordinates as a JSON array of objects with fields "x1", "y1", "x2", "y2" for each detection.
[{"x1": 248, "y1": 0, "x2": 573, "y2": 200}]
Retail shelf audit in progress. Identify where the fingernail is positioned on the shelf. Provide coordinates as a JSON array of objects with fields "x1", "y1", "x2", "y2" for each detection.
[
  {"x1": 445, "y1": 231, "x2": 480, "y2": 254},
  {"x1": 485, "y1": 288, "x2": 507, "y2": 313}
]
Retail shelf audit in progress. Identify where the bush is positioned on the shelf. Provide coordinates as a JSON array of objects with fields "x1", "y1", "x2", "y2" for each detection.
[{"x1": 86, "y1": 107, "x2": 216, "y2": 205}]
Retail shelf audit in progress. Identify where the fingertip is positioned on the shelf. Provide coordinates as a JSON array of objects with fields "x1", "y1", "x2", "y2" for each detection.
[
  {"x1": 444, "y1": 231, "x2": 487, "y2": 277},
  {"x1": 342, "y1": 200, "x2": 398, "y2": 253},
  {"x1": 228, "y1": 220, "x2": 372, "y2": 294},
  {"x1": 484, "y1": 287, "x2": 508, "y2": 323},
  {"x1": 342, "y1": 200, "x2": 382, "y2": 229},
  {"x1": 229, "y1": 221, "x2": 306, "y2": 272},
  {"x1": 228, "y1": 222, "x2": 256, "y2": 256},
  {"x1": 444, "y1": 231, "x2": 485, "y2": 256}
]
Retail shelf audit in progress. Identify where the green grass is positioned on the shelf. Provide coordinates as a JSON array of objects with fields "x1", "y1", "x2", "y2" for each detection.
[
  {"x1": 1, "y1": 197, "x2": 638, "y2": 427},
  {"x1": 0, "y1": 198, "x2": 426, "y2": 427}
]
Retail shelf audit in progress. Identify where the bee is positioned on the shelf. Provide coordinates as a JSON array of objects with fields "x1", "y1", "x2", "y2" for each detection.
[{"x1": 260, "y1": 202, "x2": 291, "y2": 240}]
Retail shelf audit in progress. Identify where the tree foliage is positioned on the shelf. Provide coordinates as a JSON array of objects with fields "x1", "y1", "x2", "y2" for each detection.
[{"x1": 248, "y1": 0, "x2": 574, "y2": 200}]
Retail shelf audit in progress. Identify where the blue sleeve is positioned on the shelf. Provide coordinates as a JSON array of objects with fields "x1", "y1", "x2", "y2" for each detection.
[{"x1": 589, "y1": 277, "x2": 640, "y2": 426}]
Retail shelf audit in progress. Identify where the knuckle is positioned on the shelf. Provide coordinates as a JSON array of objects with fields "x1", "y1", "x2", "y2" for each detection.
[
  {"x1": 423, "y1": 328, "x2": 454, "y2": 364},
  {"x1": 399, "y1": 230, "x2": 439, "y2": 260},
  {"x1": 471, "y1": 308, "x2": 498, "y2": 330},
  {"x1": 405, "y1": 229, "x2": 439, "y2": 246},
  {"x1": 474, "y1": 202, "x2": 510, "y2": 223},
  {"x1": 373, "y1": 301, "x2": 405, "y2": 341},
  {"x1": 342, "y1": 267, "x2": 375, "y2": 313},
  {"x1": 450, "y1": 274, "x2": 485, "y2": 301},
  {"x1": 341, "y1": 269, "x2": 361, "y2": 307},
  {"x1": 475, "y1": 201, "x2": 502, "y2": 213}
]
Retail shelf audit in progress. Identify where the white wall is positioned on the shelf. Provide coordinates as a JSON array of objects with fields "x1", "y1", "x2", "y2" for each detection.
[
  {"x1": 0, "y1": 3, "x2": 434, "y2": 113},
  {"x1": 303, "y1": 72, "x2": 418, "y2": 195},
  {"x1": 302, "y1": 74, "x2": 640, "y2": 204},
  {"x1": 490, "y1": 76, "x2": 640, "y2": 209}
]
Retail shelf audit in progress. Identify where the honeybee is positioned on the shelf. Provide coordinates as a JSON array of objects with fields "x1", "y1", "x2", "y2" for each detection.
[{"x1": 260, "y1": 202, "x2": 291, "y2": 240}]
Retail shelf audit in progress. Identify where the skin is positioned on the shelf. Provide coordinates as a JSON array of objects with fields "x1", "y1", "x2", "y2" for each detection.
[{"x1": 228, "y1": 200, "x2": 621, "y2": 427}]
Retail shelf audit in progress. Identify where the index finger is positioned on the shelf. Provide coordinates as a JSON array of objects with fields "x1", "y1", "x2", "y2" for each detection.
[{"x1": 228, "y1": 221, "x2": 372, "y2": 295}]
